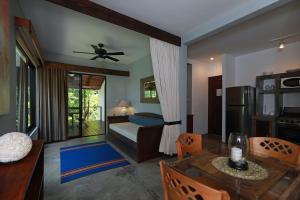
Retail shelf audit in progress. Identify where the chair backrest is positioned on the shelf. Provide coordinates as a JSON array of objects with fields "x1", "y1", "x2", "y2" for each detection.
[
  {"x1": 159, "y1": 161, "x2": 230, "y2": 200},
  {"x1": 249, "y1": 137, "x2": 300, "y2": 165},
  {"x1": 176, "y1": 133, "x2": 203, "y2": 160}
]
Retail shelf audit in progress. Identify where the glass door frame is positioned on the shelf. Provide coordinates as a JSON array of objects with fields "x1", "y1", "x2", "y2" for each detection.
[
  {"x1": 67, "y1": 72, "x2": 83, "y2": 139},
  {"x1": 66, "y1": 72, "x2": 106, "y2": 138}
]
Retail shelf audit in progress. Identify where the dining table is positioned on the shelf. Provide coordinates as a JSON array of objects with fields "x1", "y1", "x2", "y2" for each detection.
[{"x1": 173, "y1": 148, "x2": 300, "y2": 200}]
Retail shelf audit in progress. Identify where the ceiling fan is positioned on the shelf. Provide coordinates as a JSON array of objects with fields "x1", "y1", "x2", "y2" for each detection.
[{"x1": 73, "y1": 43, "x2": 125, "y2": 62}]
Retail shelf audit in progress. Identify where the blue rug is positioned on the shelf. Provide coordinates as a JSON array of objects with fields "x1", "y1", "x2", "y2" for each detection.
[{"x1": 60, "y1": 142, "x2": 130, "y2": 183}]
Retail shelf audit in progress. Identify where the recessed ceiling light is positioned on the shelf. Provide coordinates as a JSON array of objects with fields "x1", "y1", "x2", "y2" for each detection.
[
  {"x1": 279, "y1": 42, "x2": 285, "y2": 49},
  {"x1": 210, "y1": 57, "x2": 214, "y2": 61}
]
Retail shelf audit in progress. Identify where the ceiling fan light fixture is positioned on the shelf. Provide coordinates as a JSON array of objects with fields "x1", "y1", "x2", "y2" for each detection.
[
  {"x1": 210, "y1": 57, "x2": 214, "y2": 61},
  {"x1": 279, "y1": 42, "x2": 285, "y2": 49}
]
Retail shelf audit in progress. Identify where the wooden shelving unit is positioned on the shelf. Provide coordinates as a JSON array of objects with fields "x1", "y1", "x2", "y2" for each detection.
[{"x1": 253, "y1": 71, "x2": 300, "y2": 137}]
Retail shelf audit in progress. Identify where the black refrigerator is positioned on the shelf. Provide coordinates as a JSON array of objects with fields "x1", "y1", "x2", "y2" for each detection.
[{"x1": 226, "y1": 86, "x2": 255, "y2": 142}]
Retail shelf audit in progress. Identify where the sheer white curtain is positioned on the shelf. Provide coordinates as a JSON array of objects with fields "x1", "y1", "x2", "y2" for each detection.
[{"x1": 150, "y1": 38, "x2": 181, "y2": 155}]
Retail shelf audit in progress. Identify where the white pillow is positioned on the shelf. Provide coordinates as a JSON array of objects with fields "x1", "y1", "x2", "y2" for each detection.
[{"x1": 0, "y1": 132, "x2": 33, "y2": 163}]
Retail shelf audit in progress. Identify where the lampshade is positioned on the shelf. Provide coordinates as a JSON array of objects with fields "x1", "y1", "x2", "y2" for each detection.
[{"x1": 118, "y1": 100, "x2": 131, "y2": 108}]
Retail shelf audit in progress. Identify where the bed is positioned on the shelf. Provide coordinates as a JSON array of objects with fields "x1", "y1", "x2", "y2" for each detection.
[{"x1": 107, "y1": 113, "x2": 164, "y2": 162}]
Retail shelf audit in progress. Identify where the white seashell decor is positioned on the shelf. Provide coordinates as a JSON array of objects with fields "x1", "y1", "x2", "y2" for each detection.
[{"x1": 0, "y1": 132, "x2": 32, "y2": 163}]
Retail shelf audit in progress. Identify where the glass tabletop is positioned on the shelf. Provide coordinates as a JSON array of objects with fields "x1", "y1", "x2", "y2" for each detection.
[{"x1": 174, "y1": 150, "x2": 300, "y2": 200}]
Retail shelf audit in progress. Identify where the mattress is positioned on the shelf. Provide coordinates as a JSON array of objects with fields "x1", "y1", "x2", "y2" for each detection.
[{"x1": 109, "y1": 122, "x2": 143, "y2": 142}]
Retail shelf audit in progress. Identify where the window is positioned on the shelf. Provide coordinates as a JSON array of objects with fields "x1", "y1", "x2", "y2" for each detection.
[
  {"x1": 144, "y1": 81, "x2": 157, "y2": 98},
  {"x1": 16, "y1": 46, "x2": 36, "y2": 133},
  {"x1": 27, "y1": 64, "x2": 36, "y2": 130},
  {"x1": 140, "y1": 76, "x2": 159, "y2": 103}
]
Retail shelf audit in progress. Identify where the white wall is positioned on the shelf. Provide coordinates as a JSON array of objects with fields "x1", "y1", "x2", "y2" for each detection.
[
  {"x1": 235, "y1": 41, "x2": 300, "y2": 87},
  {"x1": 180, "y1": 45, "x2": 188, "y2": 132},
  {"x1": 0, "y1": 0, "x2": 24, "y2": 135},
  {"x1": 188, "y1": 59, "x2": 222, "y2": 134},
  {"x1": 189, "y1": 59, "x2": 208, "y2": 134},
  {"x1": 126, "y1": 54, "x2": 161, "y2": 114},
  {"x1": 208, "y1": 61, "x2": 223, "y2": 77},
  {"x1": 221, "y1": 54, "x2": 236, "y2": 142},
  {"x1": 234, "y1": 41, "x2": 300, "y2": 114},
  {"x1": 219, "y1": 42, "x2": 300, "y2": 141}
]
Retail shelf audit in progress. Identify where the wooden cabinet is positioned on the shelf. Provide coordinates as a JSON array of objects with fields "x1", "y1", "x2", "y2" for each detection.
[
  {"x1": 0, "y1": 140, "x2": 44, "y2": 200},
  {"x1": 252, "y1": 116, "x2": 276, "y2": 137},
  {"x1": 254, "y1": 71, "x2": 300, "y2": 137},
  {"x1": 187, "y1": 114, "x2": 194, "y2": 133}
]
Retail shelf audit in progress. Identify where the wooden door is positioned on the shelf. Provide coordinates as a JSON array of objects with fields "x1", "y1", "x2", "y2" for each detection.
[{"x1": 208, "y1": 75, "x2": 222, "y2": 135}]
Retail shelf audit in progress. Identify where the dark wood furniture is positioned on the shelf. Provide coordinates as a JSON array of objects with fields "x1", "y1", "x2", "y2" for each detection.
[
  {"x1": 252, "y1": 116, "x2": 275, "y2": 137},
  {"x1": 174, "y1": 149, "x2": 300, "y2": 200},
  {"x1": 186, "y1": 114, "x2": 193, "y2": 132},
  {"x1": 107, "y1": 113, "x2": 163, "y2": 162},
  {"x1": 160, "y1": 160, "x2": 230, "y2": 200},
  {"x1": 254, "y1": 71, "x2": 300, "y2": 137},
  {"x1": 0, "y1": 140, "x2": 44, "y2": 200}
]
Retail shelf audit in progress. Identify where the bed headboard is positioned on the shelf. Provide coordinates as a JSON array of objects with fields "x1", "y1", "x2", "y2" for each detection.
[{"x1": 134, "y1": 112, "x2": 163, "y2": 119}]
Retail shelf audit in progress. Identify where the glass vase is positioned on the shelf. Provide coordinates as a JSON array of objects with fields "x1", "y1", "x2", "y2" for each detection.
[{"x1": 228, "y1": 132, "x2": 249, "y2": 170}]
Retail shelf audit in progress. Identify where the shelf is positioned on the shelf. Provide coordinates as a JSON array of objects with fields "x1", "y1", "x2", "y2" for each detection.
[
  {"x1": 253, "y1": 115, "x2": 276, "y2": 121},
  {"x1": 257, "y1": 74, "x2": 279, "y2": 80},
  {"x1": 279, "y1": 88, "x2": 300, "y2": 93},
  {"x1": 259, "y1": 90, "x2": 276, "y2": 94}
]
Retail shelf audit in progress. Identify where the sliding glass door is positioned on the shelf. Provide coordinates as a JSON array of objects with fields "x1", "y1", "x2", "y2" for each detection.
[
  {"x1": 67, "y1": 73, "x2": 82, "y2": 138},
  {"x1": 67, "y1": 73, "x2": 106, "y2": 138}
]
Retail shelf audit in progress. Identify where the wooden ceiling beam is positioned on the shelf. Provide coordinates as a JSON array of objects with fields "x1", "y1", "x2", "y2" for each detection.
[
  {"x1": 15, "y1": 17, "x2": 45, "y2": 66},
  {"x1": 46, "y1": 61, "x2": 130, "y2": 77},
  {"x1": 46, "y1": 0, "x2": 181, "y2": 46}
]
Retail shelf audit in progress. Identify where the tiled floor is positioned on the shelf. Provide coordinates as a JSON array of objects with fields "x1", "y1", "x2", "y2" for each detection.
[
  {"x1": 44, "y1": 134, "x2": 223, "y2": 200},
  {"x1": 44, "y1": 135, "x2": 164, "y2": 200}
]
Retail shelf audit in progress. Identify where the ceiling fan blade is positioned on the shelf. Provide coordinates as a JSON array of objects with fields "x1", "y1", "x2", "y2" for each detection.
[
  {"x1": 91, "y1": 45, "x2": 98, "y2": 50},
  {"x1": 105, "y1": 52, "x2": 125, "y2": 56},
  {"x1": 90, "y1": 55, "x2": 100, "y2": 60},
  {"x1": 73, "y1": 51, "x2": 96, "y2": 55},
  {"x1": 105, "y1": 56, "x2": 119, "y2": 62},
  {"x1": 98, "y1": 43, "x2": 104, "y2": 48}
]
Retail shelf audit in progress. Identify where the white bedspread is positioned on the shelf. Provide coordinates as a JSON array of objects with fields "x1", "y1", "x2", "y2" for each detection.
[{"x1": 109, "y1": 122, "x2": 143, "y2": 142}]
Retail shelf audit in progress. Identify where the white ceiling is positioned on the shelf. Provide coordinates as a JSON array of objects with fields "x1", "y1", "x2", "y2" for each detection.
[
  {"x1": 91, "y1": 0, "x2": 251, "y2": 36},
  {"x1": 19, "y1": 0, "x2": 150, "y2": 66},
  {"x1": 188, "y1": 0, "x2": 300, "y2": 62}
]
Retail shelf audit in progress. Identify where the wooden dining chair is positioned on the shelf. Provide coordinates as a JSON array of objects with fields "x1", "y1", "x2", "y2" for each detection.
[
  {"x1": 176, "y1": 133, "x2": 203, "y2": 160},
  {"x1": 159, "y1": 161, "x2": 230, "y2": 200},
  {"x1": 249, "y1": 137, "x2": 300, "y2": 165}
]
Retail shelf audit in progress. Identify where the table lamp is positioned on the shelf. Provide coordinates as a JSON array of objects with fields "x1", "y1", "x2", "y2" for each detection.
[{"x1": 118, "y1": 100, "x2": 131, "y2": 115}]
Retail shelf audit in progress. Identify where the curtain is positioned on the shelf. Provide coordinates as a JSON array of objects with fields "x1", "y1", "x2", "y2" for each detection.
[
  {"x1": 150, "y1": 38, "x2": 181, "y2": 155},
  {"x1": 17, "y1": 59, "x2": 28, "y2": 132},
  {"x1": 37, "y1": 65, "x2": 67, "y2": 142}
]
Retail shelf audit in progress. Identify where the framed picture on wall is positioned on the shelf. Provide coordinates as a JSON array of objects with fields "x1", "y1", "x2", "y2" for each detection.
[{"x1": 140, "y1": 76, "x2": 159, "y2": 104}]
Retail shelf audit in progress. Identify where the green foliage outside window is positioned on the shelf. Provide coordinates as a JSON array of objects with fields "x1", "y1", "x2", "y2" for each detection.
[{"x1": 68, "y1": 88, "x2": 101, "y2": 123}]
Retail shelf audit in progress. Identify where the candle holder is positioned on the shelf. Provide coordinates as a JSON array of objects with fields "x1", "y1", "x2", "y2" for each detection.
[{"x1": 228, "y1": 132, "x2": 249, "y2": 171}]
